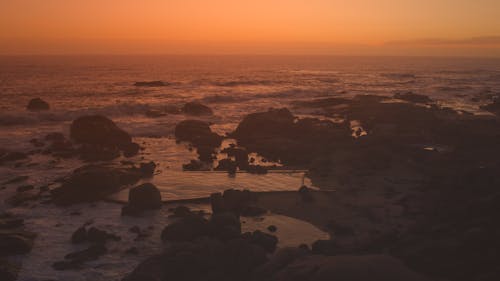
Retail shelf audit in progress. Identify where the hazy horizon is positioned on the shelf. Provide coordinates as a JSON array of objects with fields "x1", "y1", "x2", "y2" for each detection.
[{"x1": 1, "y1": 0, "x2": 500, "y2": 56}]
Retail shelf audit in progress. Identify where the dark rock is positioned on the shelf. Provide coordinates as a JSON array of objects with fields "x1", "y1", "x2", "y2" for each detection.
[
  {"x1": 71, "y1": 227, "x2": 87, "y2": 244},
  {"x1": 267, "y1": 225, "x2": 277, "y2": 232},
  {"x1": 0, "y1": 151, "x2": 28, "y2": 164},
  {"x1": 170, "y1": 206, "x2": 193, "y2": 218},
  {"x1": 70, "y1": 115, "x2": 132, "y2": 149},
  {"x1": 51, "y1": 165, "x2": 145, "y2": 205},
  {"x1": 27, "y1": 98, "x2": 50, "y2": 111},
  {"x1": 311, "y1": 239, "x2": 338, "y2": 255},
  {"x1": 161, "y1": 216, "x2": 210, "y2": 242},
  {"x1": 215, "y1": 158, "x2": 237, "y2": 174},
  {"x1": 122, "y1": 142, "x2": 140, "y2": 157},
  {"x1": 16, "y1": 185, "x2": 34, "y2": 192},
  {"x1": 209, "y1": 212, "x2": 241, "y2": 240},
  {"x1": 394, "y1": 92, "x2": 433, "y2": 104},
  {"x1": 53, "y1": 243, "x2": 107, "y2": 271},
  {"x1": 182, "y1": 102, "x2": 214, "y2": 116},
  {"x1": 221, "y1": 147, "x2": 249, "y2": 169},
  {"x1": 0, "y1": 231, "x2": 36, "y2": 255},
  {"x1": 139, "y1": 161, "x2": 156, "y2": 177},
  {"x1": 134, "y1": 81, "x2": 168, "y2": 87},
  {"x1": 243, "y1": 230, "x2": 278, "y2": 253},
  {"x1": 174, "y1": 120, "x2": 223, "y2": 148},
  {"x1": 246, "y1": 165, "x2": 268, "y2": 174},
  {"x1": 87, "y1": 227, "x2": 120, "y2": 244},
  {"x1": 45, "y1": 132, "x2": 65, "y2": 142},
  {"x1": 182, "y1": 160, "x2": 209, "y2": 171},
  {"x1": 270, "y1": 255, "x2": 430, "y2": 281},
  {"x1": 0, "y1": 259, "x2": 19, "y2": 281},
  {"x1": 128, "y1": 183, "x2": 162, "y2": 210},
  {"x1": 240, "y1": 205, "x2": 267, "y2": 217},
  {"x1": 210, "y1": 189, "x2": 257, "y2": 216},
  {"x1": 298, "y1": 185, "x2": 314, "y2": 202}
]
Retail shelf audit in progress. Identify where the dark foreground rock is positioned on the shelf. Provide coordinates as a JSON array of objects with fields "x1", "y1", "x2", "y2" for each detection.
[
  {"x1": 0, "y1": 214, "x2": 36, "y2": 259},
  {"x1": 264, "y1": 254, "x2": 430, "y2": 281},
  {"x1": 182, "y1": 102, "x2": 214, "y2": 116},
  {"x1": 27, "y1": 98, "x2": 50, "y2": 111},
  {"x1": 122, "y1": 183, "x2": 162, "y2": 216},
  {"x1": 0, "y1": 149, "x2": 27, "y2": 165},
  {"x1": 51, "y1": 164, "x2": 152, "y2": 205},
  {"x1": 0, "y1": 259, "x2": 19, "y2": 281}
]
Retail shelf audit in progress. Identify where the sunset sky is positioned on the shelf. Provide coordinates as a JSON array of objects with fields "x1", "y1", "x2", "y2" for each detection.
[{"x1": 1, "y1": 0, "x2": 500, "y2": 56}]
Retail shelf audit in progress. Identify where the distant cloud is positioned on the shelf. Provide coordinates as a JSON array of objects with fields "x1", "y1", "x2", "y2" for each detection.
[{"x1": 385, "y1": 36, "x2": 500, "y2": 46}]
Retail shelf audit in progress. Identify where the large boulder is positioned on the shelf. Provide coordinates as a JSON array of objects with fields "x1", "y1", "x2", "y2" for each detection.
[
  {"x1": 122, "y1": 183, "x2": 162, "y2": 216},
  {"x1": 70, "y1": 115, "x2": 132, "y2": 147},
  {"x1": 26, "y1": 98, "x2": 50, "y2": 111},
  {"x1": 51, "y1": 165, "x2": 145, "y2": 205},
  {"x1": 174, "y1": 120, "x2": 223, "y2": 148},
  {"x1": 182, "y1": 102, "x2": 214, "y2": 116},
  {"x1": 128, "y1": 183, "x2": 162, "y2": 210}
]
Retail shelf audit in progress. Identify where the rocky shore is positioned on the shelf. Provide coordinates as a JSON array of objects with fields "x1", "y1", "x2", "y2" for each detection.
[{"x1": 1, "y1": 96, "x2": 500, "y2": 281}]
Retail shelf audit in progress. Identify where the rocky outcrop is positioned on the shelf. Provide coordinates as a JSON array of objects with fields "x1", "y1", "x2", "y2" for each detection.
[
  {"x1": 70, "y1": 115, "x2": 140, "y2": 159},
  {"x1": 175, "y1": 120, "x2": 223, "y2": 162},
  {"x1": 26, "y1": 98, "x2": 50, "y2": 111},
  {"x1": 51, "y1": 164, "x2": 152, "y2": 205},
  {"x1": 182, "y1": 102, "x2": 214, "y2": 116}
]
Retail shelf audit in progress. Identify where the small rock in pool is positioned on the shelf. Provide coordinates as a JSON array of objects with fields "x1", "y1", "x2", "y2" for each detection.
[
  {"x1": 267, "y1": 225, "x2": 277, "y2": 232},
  {"x1": 27, "y1": 98, "x2": 50, "y2": 111}
]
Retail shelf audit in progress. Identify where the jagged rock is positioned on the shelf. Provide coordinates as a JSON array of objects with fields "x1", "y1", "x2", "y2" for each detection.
[
  {"x1": 27, "y1": 98, "x2": 50, "y2": 111},
  {"x1": 182, "y1": 102, "x2": 213, "y2": 116}
]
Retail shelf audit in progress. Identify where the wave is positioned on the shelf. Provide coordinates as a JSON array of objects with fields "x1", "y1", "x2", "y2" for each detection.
[{"x1": 381, "y1": 73, "x2": 416, "y2": 80}]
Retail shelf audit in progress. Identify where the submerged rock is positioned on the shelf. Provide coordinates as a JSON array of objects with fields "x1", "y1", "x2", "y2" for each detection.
[
  {"x1": 134, "y1": 81, "x2": 168, "y2": 87},
  {"x1": 26, "y1": 98, "x2": 50, "y2": 111},
  {"x1": 182, "y1": 102, "x2": 214, "y2": 116},
  {"x1": 394, "y1": 92, "x2": 433, "y2": 104}
]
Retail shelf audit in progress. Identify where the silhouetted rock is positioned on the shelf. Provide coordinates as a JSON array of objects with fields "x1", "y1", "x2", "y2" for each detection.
[
  {"x1": 51, "y1": 165, "x2": 146, "y2": 205},
  {"x1": 209, "y1": 212, "x2": 241, "y2": 240},
  {"x1": 182, "y1": 102, "x2": 214, "y2": 116},
  {"x1": 121, "y1": 142, "x2": 140, "y2": 157},
  {"x1": 0, "y1": 230, "x2": 36, "y2": 255},
  {"x1": 53, "y1": 243, "x2": 107, "y2": 271},
  {"x1": 161, "y1": 215, "x2": 209, "y2": 242},
  {"x1": 210, "y1": 189, "x2": 259, "y2": 216},
  {"x1": 174, "y1": 120, "x2": 223, "y2": 148},
  {"x1": 26, "y1": 98, "x2": 50, "y2": 111},
  {"x1": 215, "y1": 158, "x2": 237, "y2": 174},
  {"x1": 87, "y1": 227, "x2": 120, "y2": 244},
  {"x1": 122, "y1": 183, "x2": 161, "y2": 216},
  {"x1": 70, "y1": 115, "x2": 131, "y2": 147},
  {"x1": 243, "y1": 230, "x2": 278, "y2": 253},
  {"x1": 134, "y1": 81, "x2": 168, "y2": 87}
]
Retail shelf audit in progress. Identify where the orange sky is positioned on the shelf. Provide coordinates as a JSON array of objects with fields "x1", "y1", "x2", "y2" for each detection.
[{"x1": 1, "y1": 0, "x2": 500, "y2": 56}]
